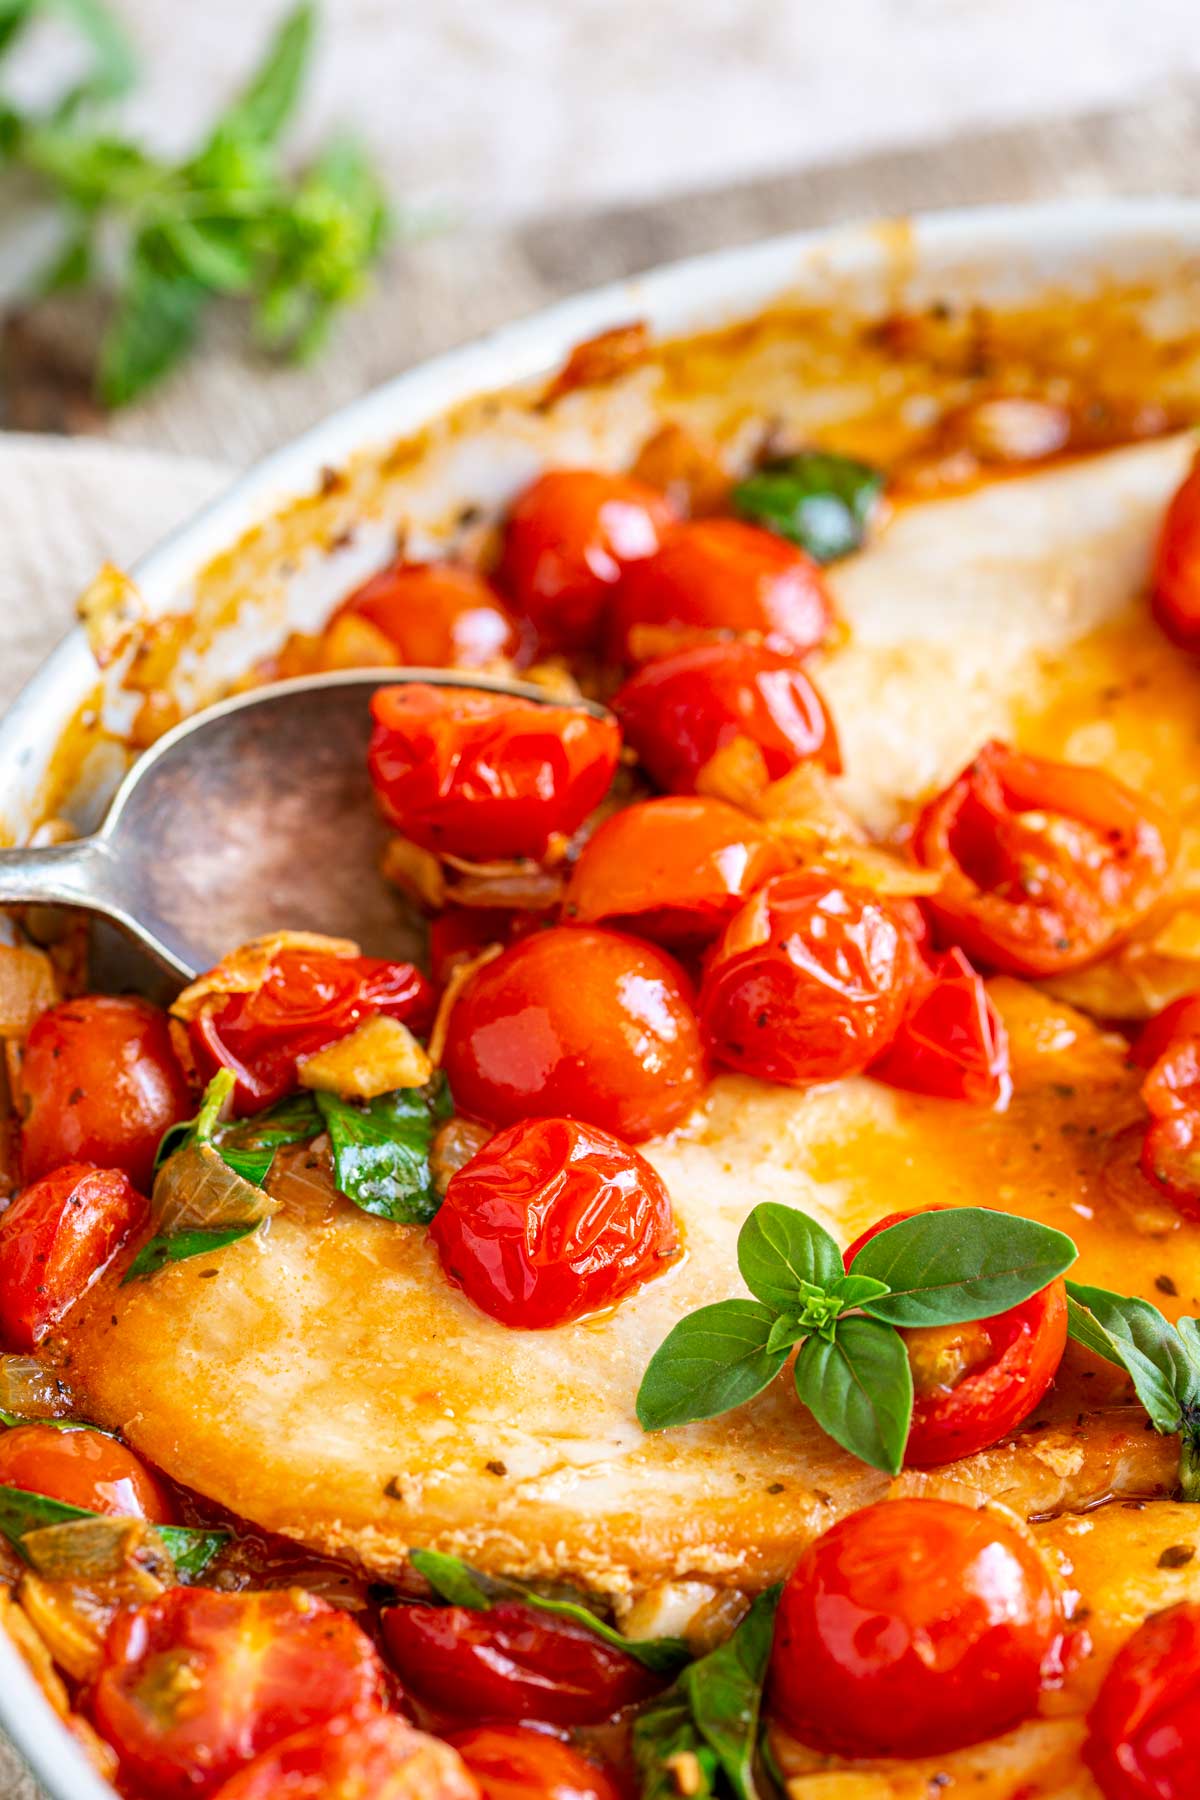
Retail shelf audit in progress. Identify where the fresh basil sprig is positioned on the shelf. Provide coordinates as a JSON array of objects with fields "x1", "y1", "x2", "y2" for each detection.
[
  {"x1": 732, "y1": 450, "x2": 885, "y2": 563},
  {"x1": 155, "y1": 1073, "x2": 320, "y2": 1184},
  {"x1": 315, "y1": 1075, "x2": 452, "y2": 1224},
  {"x1": 0, "y1": 1481, "x2": 226, "y2": 1580},
  {"x1": 1066, "y1": 1282, "x2": 1200, "y2": 1501},
  {"x1": 633, "y1": 1585, "x2": 780, "y2": 1800},
  {"x1": 637, "y1": 1204, "x2": 1076, "y2": 1474},
  {"x1": 408, "y1": 1547, "x2": 688, "y2": 1676}
]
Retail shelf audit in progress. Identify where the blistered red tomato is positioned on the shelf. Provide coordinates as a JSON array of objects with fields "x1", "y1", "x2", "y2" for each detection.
[
  {"x1": 0, "y1": 1424, "x2": 175, "y2": 1522},
  {"x1": 1133, "y1": 997, "x2": 1200, "y2": 1216},
  {"x1": 912, "y1": 741, "x2": 1172, "y2": 977},
  {"x1": 336, "y1": 560, "x2": 521, "y2": 669},
  {"x1": 871, "y1": 946, "x2": 1011, "y2": 1108},
  {"x1": 499, "y1": 468, "x2": 677, "y2": 653},
  {"x1": 368, "y1": 685, "x2": 621, "y2": 862},
  {"x1": 449, "y1": 1724, "x2": 623, "y2": 1800},
  {"x1": 431, "y1": 1116, "x2": 677, "y2": 1328},
  {"x1": 1153, "y1": 456, "x2": 1200, "y2": 653},
  {"x1": 440, "y1": 926, "x2": 707, "y2": 1143},
  {"x1": 209, "y1": 1713, "x2": 480, "y2": 1800},
  {"x1": 769, "y1": 1497, "x2": 1062, "y2": 1758},
  {"x1": 0, "y1": 1163, "x2": 146, "y2": 1350},
  {"x1": 91, "y1": 1587, "x2": 385, "y2": 1800},
  {"x1": 610, "y1": 518, "x2": 832, "y2": 663},
  {"x1": 612, "y1": 640, "x2": 839, "y2": 794},
  {"x1": 563, "y1": 797, "x2": 789, "y2": 948},
  {"x1": 191, "y1": 947, "x2": 433, "y2": 1114},
  {"x1": 19, "y1": 995, "x2": 191, "y2": 1191},
  {"x1": 1085, "y1": 1601, "x2": 1200, "y2": 1800},
  {"x1": 382, "y1": 1600, "x2": 661, "y2": 1726},
  {"x1": 698, "y1": 871, "x2": 915, "y2": 1085},
  {"x1": 844, "y1": 1209, "x2": 1067, "y2": 1466}
]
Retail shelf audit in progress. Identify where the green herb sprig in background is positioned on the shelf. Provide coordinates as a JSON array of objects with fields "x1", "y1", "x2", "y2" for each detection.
[{"x1": 1066, "y1": 1282, "x2": 1200, "y2": 1501}]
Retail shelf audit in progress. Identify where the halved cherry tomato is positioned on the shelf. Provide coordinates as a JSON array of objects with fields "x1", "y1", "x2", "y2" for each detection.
[
  {"x1": 769, "y1": 1497, "x2": 1062, "y2": 1758},
  {"x1": 1153, "y1": 455, "x2": 1200, "y2": 652},
  {"x1": 871, "y1": 947, "x2": 1011, "y2": 1108},
  {"x1": 431, "y1": 1116, "x2": 677, "y2": 1328},
  {"x1": 382, "y1": 1601, "x2": 662, "y2": 1726},
  {"x1": 610, "y1": 518, "x2": 832, "y2": 663},
  {"x1": 698, "y1": 871, "x2": 915, "y2": 1085},
  {"x1": 0, "y1": 1163, "x2": 146, "y2": 1350},
  {"x1": 563, "y1": 797, "x2": 790, "y2": 948},
  {"x1": 428, "y1": 908, "x2": 543, "y2": 987},
  {"x1": 440, "y1": 926, "x2": 707, "y2": 1142},
  {"x1": 20, "y1": 996, "x2": 191, "y2": 1191},
  {"x1": 912, "y1": 741, "x2": 1173, "y2": 977},
  {"x1": 448, "y1": 1724, "x2": 622, "y2": 1800},
  {"x1": 844, "y1": 1209, "x2": 1067, "y2": 1466},
  {"x1": 612, "y1": 640, "x2": 839, "y2": 794},
  {"x1": 1127, "y1": 998, "x2": 1200, "y2": 1217},
  {"x1": 191, "y1": 947, "x2": 433, "y2": 1114},
  {"x1": 335, "y1": 560, "x2": 521, "y2": 669},
  {"x1": 368, "y1": 685, "x2": 621, "y2": 862},
  {"x1": 209, "y1": 1713, "x2": 480, "y2": 1800},
  {"x1": 499, "y1": 468, "x2": 677, "y2": 654},
  {"x1": 90, "y1": 1586, "x2": 385, "y2": 1800},
  {"x1": 0, "y1": 1423, "x2": 175, "y2": 1522},
  {"x1": 1085, "y1": 1600, "x2": 1200, "y2": 1800}
]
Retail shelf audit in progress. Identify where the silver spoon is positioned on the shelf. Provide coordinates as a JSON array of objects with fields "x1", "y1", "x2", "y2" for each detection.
[{"x1": 0, "y1": 669, "x2": 609, "y2": 982}]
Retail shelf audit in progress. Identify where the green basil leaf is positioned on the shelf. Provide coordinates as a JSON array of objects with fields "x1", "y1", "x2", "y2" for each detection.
[
  {"x1": 827, "y1": 1272, "x2": 891, "y2": 1310},
  {"x1": 204, "y1": 0, "x2": 314, "y2": 151},
  {"x1": 633, "y1": 1691, "x2": 719, "y2": 1800},
  {"x1": 53, "y1": 0, "x2": 138, "y2": 107},
  {"x1": 216, "y1": 1091, "x2": 322, "y2": 1186},
  {"x1": 794, "y1": 1317, "x2": 913, "y2": 1475},
  {"x1": 1065, "y1": 1284, "x2": 1189, "y2": 1434},
  {"x1": 637, "y1": 1300, "x2": 787, "y2": 1432},
  {"x1": 123, "y1": 1224, "x2": 259, "y2": 1285},
  {"x1": 853, "y1": 1208, "x2": 1076, "y2": 1326},
  {"x1": 316, "y1": 1080, "x2": 448, "y2": 1224},
  {"x1": 0, "y1": 1414, "x2": 110, "y2": 1435},
  {"x1": 0, "y1": 0, "x2": 36, "y2": 62},
  {"x1": 0, "y1": 1482, "x2": 226, "y2": 1580},
  {"x1": 732, "y1": 451, "x2": 885, "y2": 563},
  {"x1": 764, "y1": 1314, "x2": 807, "y2": 1356},
  {"x1": 736, "y1": 1203, "x2": 843, "y2": 1312},
  {"x1": 679, "y1": 1585, "x2": 780, "y2": 1800},
  {"x1": 98, "y1": 247, "x2": 208, "y2": 408},
  {"x1": 409, "y1": 1547, "x2": 493, "y2": 1608}
]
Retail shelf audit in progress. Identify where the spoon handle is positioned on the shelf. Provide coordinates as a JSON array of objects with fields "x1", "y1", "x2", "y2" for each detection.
[{"x1": 0, "y1": 838, "x2": 110, "y2": 910}]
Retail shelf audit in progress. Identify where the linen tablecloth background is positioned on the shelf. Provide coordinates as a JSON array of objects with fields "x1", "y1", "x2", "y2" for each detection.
[{"x1": 5, "y1": 35, "x2": 1200, "y2": 1790}]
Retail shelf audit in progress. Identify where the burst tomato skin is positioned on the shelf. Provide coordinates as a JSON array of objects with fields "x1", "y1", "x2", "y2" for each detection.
[
  {"x1": 912, "y1": 740, "x2": 1172, "y2": 977},
  {"x1": 499, "y1": 468, "x2": 677, "y2": 654},
  {"x1": 20, "y1": 996, "x2": 191, "y2": 1191},
  {"x1": 191, "y1": 947, "x2": 434, "y2": 1114},
  {"x1": 440, "y1": 926, "x2": 707, "y2": 1143},
  {"x1": 563, "y1": 797, "x2": 790, "y2": 949},
  {"x1": 871, "y1": 946, "x2": 1011, "y2": 1108},
  {"x1": 1153, "y1": 458, "x2": 1200, "y2": 652},
  {"x1": 448, "y1": 1724, "x2": 623, "y2": 1800},
  {"x1": 844, "y1": 1209, "x2": 1067, "y2": 1466},
  {"x1": 769, "y1": 1498, "x2": 1062, "y2": 1758},
  {"x1": 381, "y1": 1601, "x2": 661, "y2": 1726},
  {"x1": 698, "y1": 872, "x2": 915, "y2": 1085},
  {"x1": 610, "y1": 518, "x2": 832, "y2": 663},
  {"x1": 368, "y1": 685, "x2": 621, "y2": 862},
  {"x1": 208, "y1": 1712, "x2": 481, "y2": 1800},
  {"x1": 90, "y1": 1586, "x2": 386, "y2": 1800},
  {"x1": 336, "y1": 561, "x2": 521, "y2": 670},
  {"x1": 0, "y1": 1424, "x2": 174, "y2": 1522},
  {"x1": 431, "y1": 1117, "x2": 677, "y2": 1328},
  {"x1": 0, "y1": 1163, "x2": 146, "y2": 1350},
  {"x1": 612, "y1": 640, "x2": 839, "y2": 795},
  {"x1": 1085, "y1": 1601, "x2": 1200, "y2": 1800}
]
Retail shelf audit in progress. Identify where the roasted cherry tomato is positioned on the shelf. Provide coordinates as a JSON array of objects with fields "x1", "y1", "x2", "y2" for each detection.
[
  {"x1": 335, "y1": 560, "x2": 521, "y2": 669},
  {"x1": 610, "y1": 518, "x2": 832, "y2": 663},
  {"x1": 912, "y1": 740, "x2": 1172, "y2": 977},
  {"x1": 1153, "y1": 455, "x2": 1200, "y2": 652},
  {"x1": 209, "y1": 1713, "x2": 480, "y2": 1800},
  {"x1": 769, "y1": 1497, "x2": 1062, "y2": 1758},
  {"x1": 431, "y1": 1116, "x2": 677, "y2": 1328},
  {"x1": 612, "y1": 640, "x2": 839, "y2": 794},
  {"x1": 499, "y1": 468, "x2": 677, "y2": 653},
  {"x1": 428, "y1": 907, "x2": 544, "y2": 987},
  {"x1": 448, "y1": 1724, "x2": 623, "y2": 1800},
  {"x1": 191, "y1": 946, "x2": 433, "y2": 1114},
  {"x1": 0, "y1": 1163, "x2": 146, "y2": 1350},
  {"x1": 563, "y1": 797, "x2": 790, "y2": 948},
  {"x1": 441, "y1": 926, "x2": 707, "y2": 1142},
  {"x1": 0, "y1": 1423, "x2": 174, "y2": 1522},
  {"x1": 382, "y1": 1600, "x2": 662, "y2": 1726},
  {"x1": 20, "y1": 995, "x2": 191, "y2": 1191},
  {"x1": 844, "y1": 1209, "x2": 1067, "y2": 1466},
  {"x1": 1085, "y1": 1600, "x2": 1200, "y2": 1800},
  {"x1": 90, "y1": 1586, "x2": 385, "y2": 1800},
  {"x1": 1132, "y1": 996, "x2": 1200, "y2": 1217},
  {"x1": 698, "y1": 871, "x2": 915, "y2": 1085},
  {"x1": 368, "y1": 685, "x2": 621, "y2": 862},
  {"x1": 871, "y1": 946, "x2": 1011, "y2": 1108}
]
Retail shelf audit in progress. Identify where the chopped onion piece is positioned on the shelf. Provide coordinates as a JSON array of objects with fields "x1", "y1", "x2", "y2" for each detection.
[
  {"x1": 152, "y1": 1140, "x2": 278, "y2": 1235},
  {"x1": 20, "y1": 1518, "x2": 174, "y2": 1585},
  {"x1": 0, "y1": 945, "x2": 59, "y2": 1039},
  {"x1": 381, "y1": 835, "x2": 447, "y2": 910},
  {"x1": 172, "y1": 931, "x2": 362, "y2": 1023},
  {"x1": 430, "y1": 1117, "x2": 493, "y2": 1195},
  {"x1": 0, "y1": 1356, "x2": 77, "y2": 1421},
  {"x1": 76, "y1": 563, "x2": 143, "y2": 669},
  {"x1": 298, "y1": 1014, "x2": 432, "y2": 1099}
]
